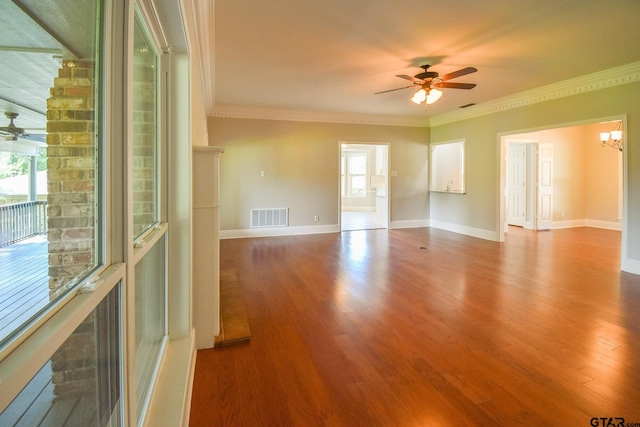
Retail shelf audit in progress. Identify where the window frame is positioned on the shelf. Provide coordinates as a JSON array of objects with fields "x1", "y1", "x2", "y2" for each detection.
[
  {"x1": 0, "y1": 0, "x2": 124, "y2": 416},
  {"x1": 0, "y1": 0, "x2": 182, "y2": 424},
  {"x1": 342, "y1": 150, "x2": 369, "y2": 198},
  {"x1": 127, "y1": 4, "x2": 169, "y2": 425}
]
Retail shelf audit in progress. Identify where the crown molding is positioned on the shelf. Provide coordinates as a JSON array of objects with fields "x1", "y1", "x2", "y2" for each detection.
[
  {"x1": 209, "y1": 62, "x2": 640, "y2": 129},
  {"x1": 429, "y1": 61, "x2": 640, "y2": 127},
  {"x1": 209, "y1": 105, "x2": 430, "y2": 127}
]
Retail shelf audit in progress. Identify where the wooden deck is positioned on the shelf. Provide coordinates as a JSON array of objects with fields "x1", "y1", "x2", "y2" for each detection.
[
  {"x1": 0, "y1": 361, "x2": 96, "y2": 426},
  {"x1": 0, "y1": 235, "x2": 50, "y2": 345},
  {"x1": 0, "y1": 237, "x2": 104, "y2": 426}
]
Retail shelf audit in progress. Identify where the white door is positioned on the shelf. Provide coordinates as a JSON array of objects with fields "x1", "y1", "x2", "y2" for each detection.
[
  {"x1": 536, "y1": 143, "x2": 553, "y2": 230},
  {"x1": 507, "y1": 144, "x2": 526, "y2": 226}
]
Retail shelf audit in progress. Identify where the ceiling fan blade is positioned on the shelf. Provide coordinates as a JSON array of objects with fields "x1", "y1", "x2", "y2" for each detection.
[
  {"x1": 439, "y1": 67, "x2": 477, "y2": 81},
  {"x1": 374, "y1": 85, "x2": 415, "y2": 95},
  {"x1": 435, "y1": 82, "x2": 477, "y2": 90},
  {"x1": 396, "y1": 74, "x2": 423, "y2": 83},
  {"x1": 0, "y1": 131, "x2": 18, "y2": 141}
]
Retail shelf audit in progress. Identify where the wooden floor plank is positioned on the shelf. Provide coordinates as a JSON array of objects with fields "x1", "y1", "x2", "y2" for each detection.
[
  {"x1": 0, "y1": 236, "x2": 49, "y2": 344},
  {"x1": 214, "y1": 270, "x2": 251, "y2": 346},
  {"x1": 190, "y1": 227, "x2": 640, "y2": 426}
]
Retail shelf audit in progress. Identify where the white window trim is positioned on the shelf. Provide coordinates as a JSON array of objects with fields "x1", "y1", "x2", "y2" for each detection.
[
  {"x1": 0, "y1": 1, "x2": 197, "y2": 425},
  {"x1": 0, "y1": 263, "x2": 125, "y2": 413},
  {"x1": 0, "y1": 0, "x2": 122, "y2": 414},
  {"x1": 344, "y1": 150, "x2": 369, "y2": 198}
]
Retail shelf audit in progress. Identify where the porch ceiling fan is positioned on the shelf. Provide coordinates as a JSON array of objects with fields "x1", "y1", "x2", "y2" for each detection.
[
  {"x1": 0, "y1": 112, "x2": 26, "y2": 141},
  {"x1": 375, "y1": 65, "x2": 477, "y2": 106}
]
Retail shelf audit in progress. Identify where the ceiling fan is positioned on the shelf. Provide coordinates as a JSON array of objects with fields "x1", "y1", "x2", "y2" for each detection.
[
  {"x1": 375, "y1": 65, "x2": 477, "y2": 106},
  {"x1": 0, "y1": 112, "x2": 26, "y2": 141}
]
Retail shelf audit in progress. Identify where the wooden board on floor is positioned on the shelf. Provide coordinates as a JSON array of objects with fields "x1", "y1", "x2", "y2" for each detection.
[{"x1": 214, "y1": 269, "x2": 251, "y2": 347}]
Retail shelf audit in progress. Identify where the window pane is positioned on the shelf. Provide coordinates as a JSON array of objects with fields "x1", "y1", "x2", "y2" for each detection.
[
  {"x1": 0, "y1": 284, "x2": 122, "y2": 427},
  {"x1": 135, "y1": 234, "x2": 166, "y2": 419},
  {"x1": 350, "y1": 176, "x2": 365, "y2": 195},
  {"x1": 349, "y1": 154, "x2": 366, "y2": 174},
  {"x1": 346, "y1": 152, "x2": 367, "y2": 197},
  {"x1": 0, "y1": 0, "x2": 103, "y2": 348},
  {"x1": 132, "y1": 18, "x2": 159, "y2": 239}
]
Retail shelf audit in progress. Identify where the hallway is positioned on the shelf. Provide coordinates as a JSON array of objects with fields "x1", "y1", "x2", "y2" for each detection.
[{"x1": 341, "y1": 211, "x2": 386, "y2": 231}]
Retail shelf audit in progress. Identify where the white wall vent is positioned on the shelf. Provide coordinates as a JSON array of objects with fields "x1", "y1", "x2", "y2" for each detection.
[{"x1": 250, "y1": 208, "x2": 289, "y2": 228}]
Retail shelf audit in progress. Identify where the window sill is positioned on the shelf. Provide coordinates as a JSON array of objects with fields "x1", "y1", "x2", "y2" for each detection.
[{"x1": 142, "y1": 329, "x2": 197, "y2": 427}]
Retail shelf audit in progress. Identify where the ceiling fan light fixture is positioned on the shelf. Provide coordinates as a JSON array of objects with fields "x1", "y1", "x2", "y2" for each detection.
[
  {"x1": 375, "y1": 65, "x2": 477, "y2": 109},
  {"x1": 426, "y1": 88, "x2": 443, "y2": 104},
  {"x1": 411, "y1": 89, "x2": 427, "y2": 104}
]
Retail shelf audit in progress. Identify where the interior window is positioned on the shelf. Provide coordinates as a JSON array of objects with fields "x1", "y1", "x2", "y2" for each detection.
[
  {"x1": 132, "y1": 17, "x2": 159, "y2": 239},
  {"x1": 132, "y1": 10, "x2": 167, "y2": 422}
]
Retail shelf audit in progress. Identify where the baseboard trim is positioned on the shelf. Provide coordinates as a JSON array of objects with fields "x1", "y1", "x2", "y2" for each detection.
[
  {"x1": 621, "y1": 257, "x2": 640, "y2": 276},
  {"x1": 585, "y1": 219, "x2": 622, "y2": 231},
  {"x1": 551, "y1": 219, "x2": 587, "y2": 229},
  {"x1": 389, "y1": 219, "x2": 429, "y2": 229},
  {"x1": 552, "y1": 219, "x2": 622, "y2": 231},
  {"x1": 221, "y1": 224, "x2": 340, "y2": 239},
  {"x1": 429, "y1": 220, "x2": 498, "y2": 241}
]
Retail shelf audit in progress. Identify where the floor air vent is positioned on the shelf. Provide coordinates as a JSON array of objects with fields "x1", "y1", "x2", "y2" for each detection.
[{"x1": 250, "y1": 208, "x2": 288, "y2": 228}]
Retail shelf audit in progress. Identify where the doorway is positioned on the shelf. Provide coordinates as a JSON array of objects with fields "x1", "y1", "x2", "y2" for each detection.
[
  {"x1": 505, "y1": 141, "x2": 554, "y2": 232},
  {"x1": 340, "y1": 142, "x2": 389, "y2": 231},
  {"x1": 506, "y1": 142, "x2": 530, "y2": 229},
  {"x1": 500, "y1": 119, "x2": 624, "y2": 244}
]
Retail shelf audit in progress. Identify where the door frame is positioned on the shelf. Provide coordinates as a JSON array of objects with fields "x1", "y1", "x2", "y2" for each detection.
[{"x1": 338, "y1": 141, "x2": 390, "y2": 231}]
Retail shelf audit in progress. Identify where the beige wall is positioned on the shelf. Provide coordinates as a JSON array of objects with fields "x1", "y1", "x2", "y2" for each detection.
[
  {"x1": 431, "y1": 81, "x2": 640, "y2": 263},
  {"x1": 206, "y1": 81, "x2": 640, "y2": 268},
  {"x1": 208, "y1": 118, "x2": 428, "y2": 230},
  {"x1": 584, "y1": 122, "x2": 622, "y2": 222}
]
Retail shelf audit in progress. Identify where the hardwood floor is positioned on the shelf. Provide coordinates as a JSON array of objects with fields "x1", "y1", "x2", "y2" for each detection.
[{"x1": 190, "y1": 227, "x2": 640, "y2": 426}]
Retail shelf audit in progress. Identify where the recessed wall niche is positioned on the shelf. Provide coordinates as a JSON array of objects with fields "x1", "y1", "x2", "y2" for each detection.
[{"x1": 430, "y1": 140, "x2": 465, "y2": 193}]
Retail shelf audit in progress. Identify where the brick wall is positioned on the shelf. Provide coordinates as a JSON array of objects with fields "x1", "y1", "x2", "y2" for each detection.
[
  {"x1": 46, "y1": 60, "x2": 96, "y2": 292},
  {"x1": 47, "y1": 60, "x2": 98, "y2": 399},
  {"x1": 132, "y1": 54, "x2": 156, "y2": 237},
  {"x1": 50, "y1": 315, "x2": 97, "y2": 400}
]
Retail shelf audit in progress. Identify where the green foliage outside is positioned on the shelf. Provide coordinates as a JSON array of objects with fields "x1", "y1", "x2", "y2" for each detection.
[{"x1": 0, "y1": 151, "x2": 47, "y2": 179}]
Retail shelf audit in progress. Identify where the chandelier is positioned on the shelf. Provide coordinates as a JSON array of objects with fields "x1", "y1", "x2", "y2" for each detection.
[{"x1": 599, "y1": 122, "x2": 623, "y2": 152}]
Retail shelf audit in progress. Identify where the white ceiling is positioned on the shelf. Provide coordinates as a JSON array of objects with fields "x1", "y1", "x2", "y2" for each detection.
[
  {"x1": 212, "y1": 0, "x2": 640, "y2": 121},
  {"x1": 0, "y1": 0, "x2": 95, "y2": 139},
  {"x1": 2, "y1": 0, "x2": 640, "y2": 138}
]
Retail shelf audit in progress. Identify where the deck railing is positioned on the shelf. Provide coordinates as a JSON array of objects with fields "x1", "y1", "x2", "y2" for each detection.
[{"x1": 0, "y1": 201, "x2": 48, "y2": 247}]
